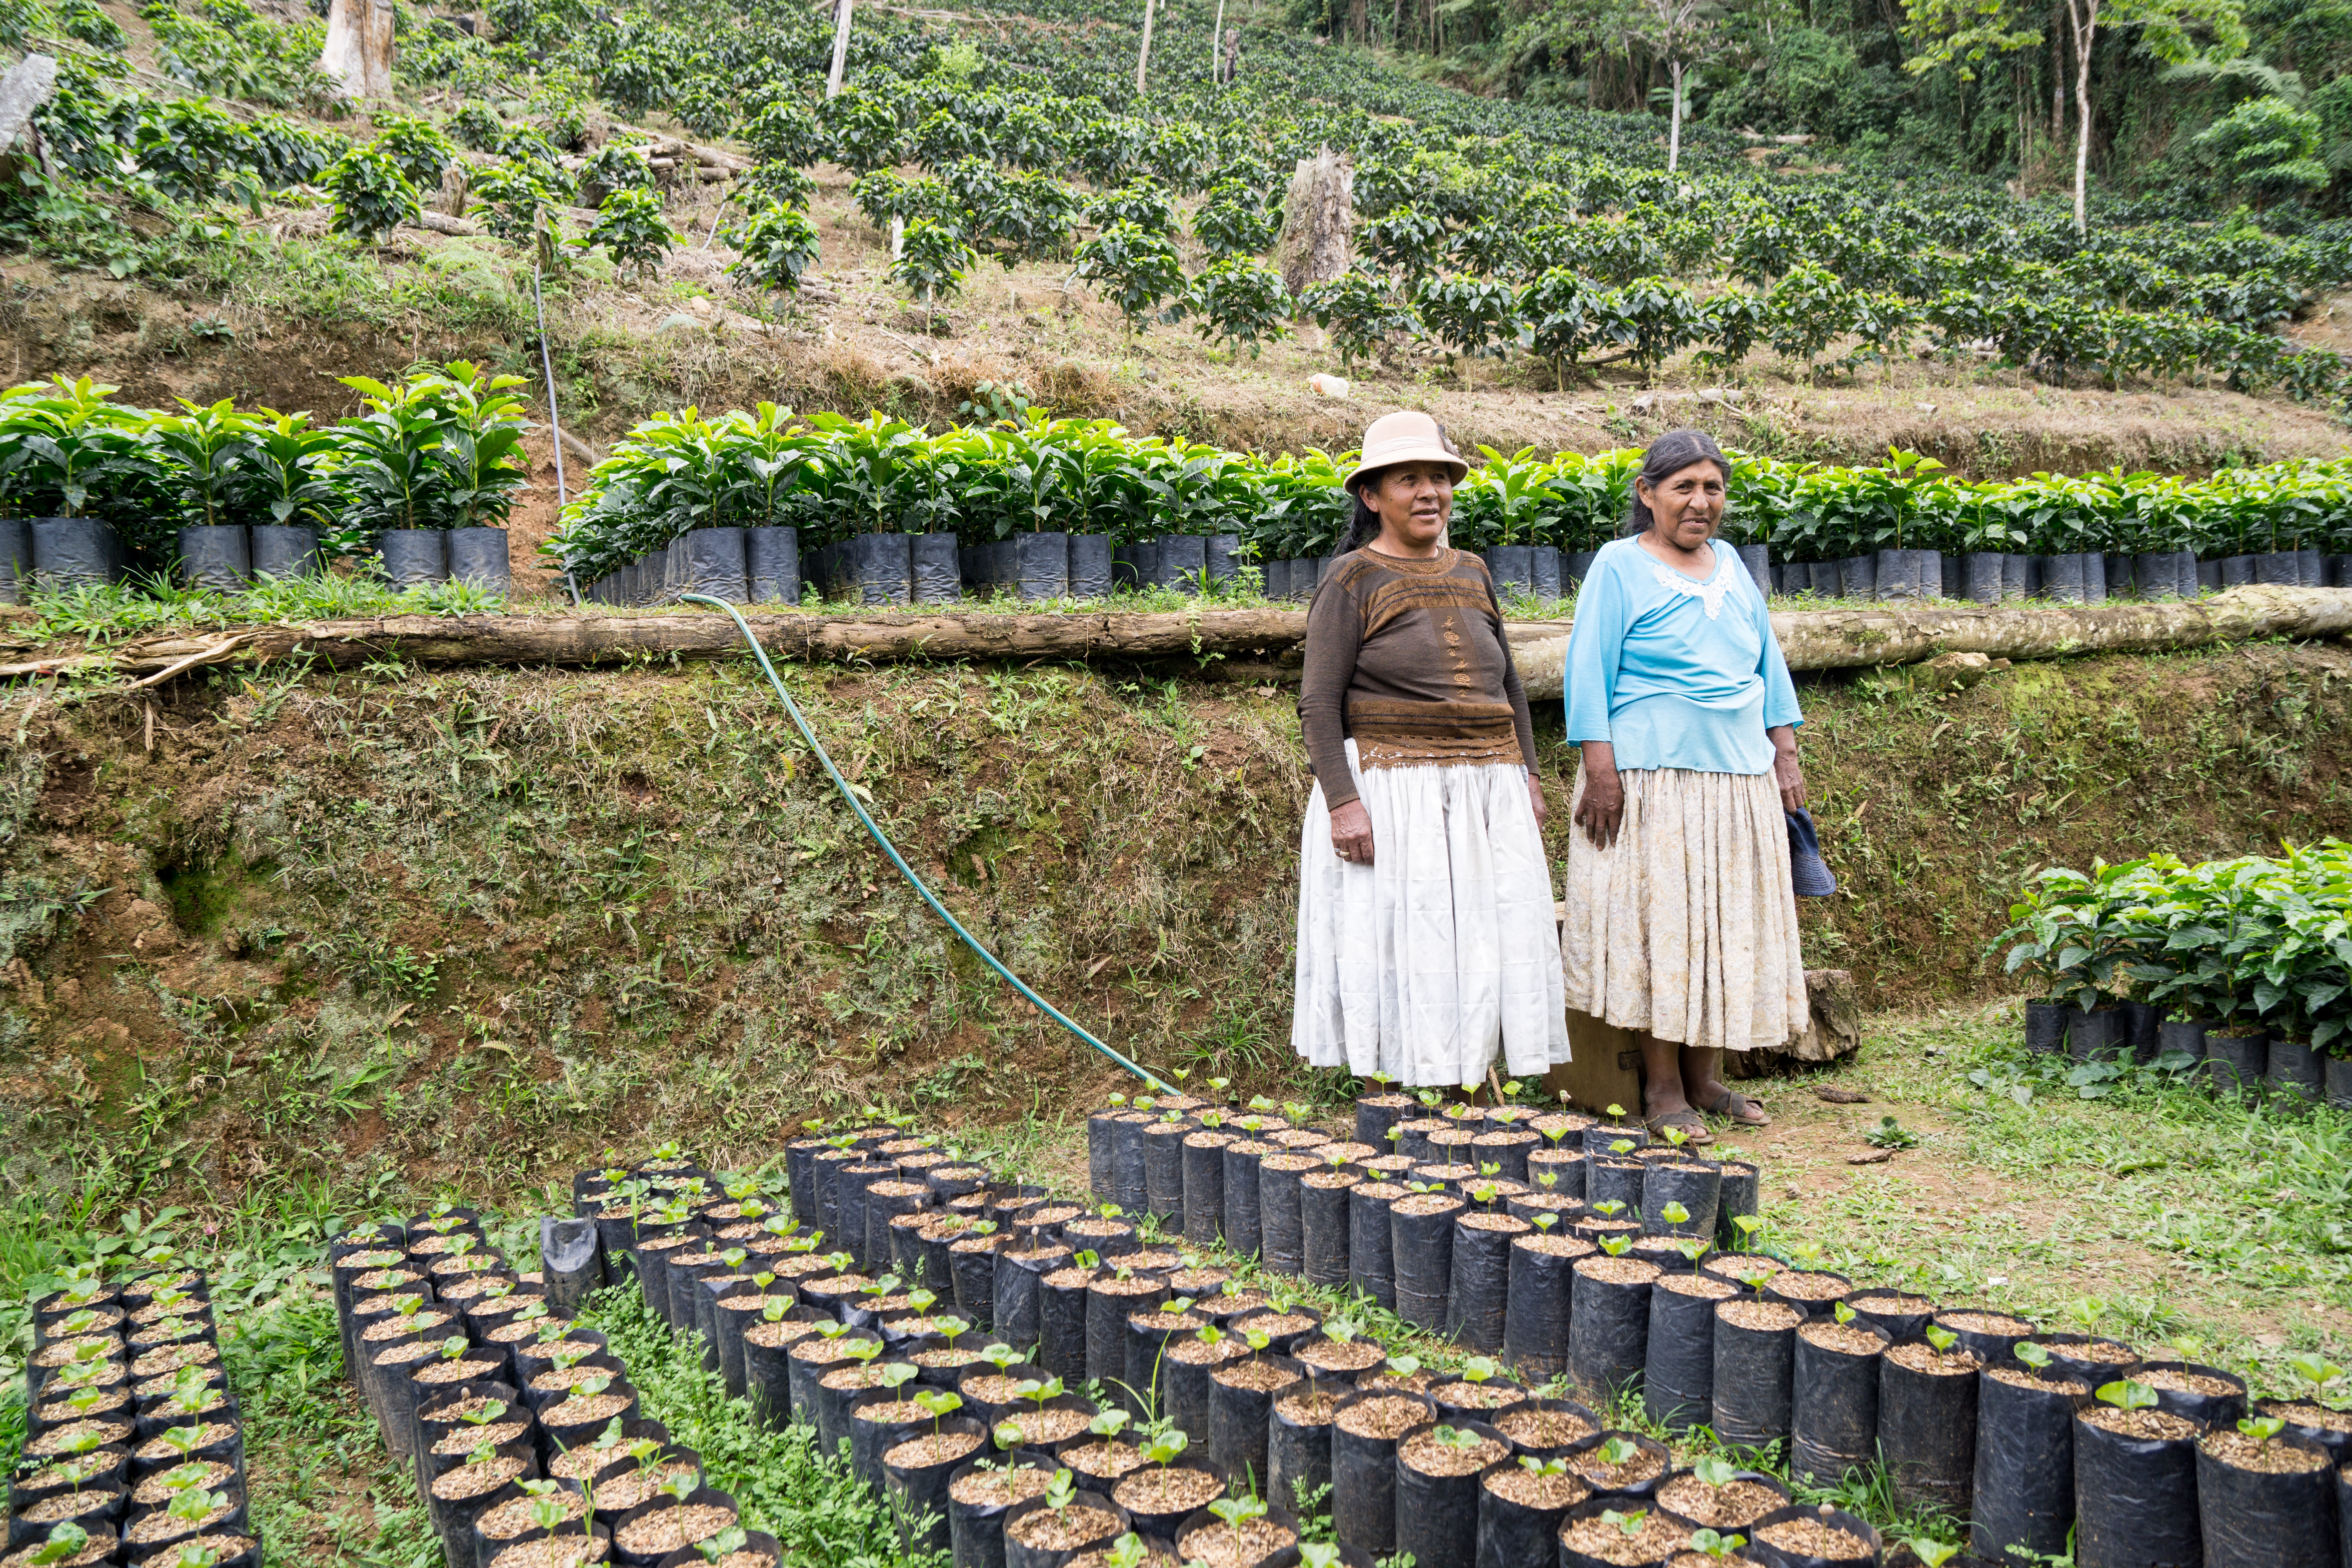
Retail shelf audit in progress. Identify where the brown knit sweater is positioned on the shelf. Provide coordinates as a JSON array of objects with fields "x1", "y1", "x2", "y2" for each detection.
[{"x1": 1299, "y1": 547, "x2": 1539, "y2": 809}]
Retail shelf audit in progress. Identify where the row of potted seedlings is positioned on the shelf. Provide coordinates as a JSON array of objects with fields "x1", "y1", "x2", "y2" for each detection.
[
  {"x1": 679, "y1": 1085, "x2": 2341, "y2": 1568},
  {"x1": 564, "y1": 1104, "x2": 1883, "y2": 1568},
  {"x1": 9, "y1": 1263, "x2": 255, "y2": 1568},
  {"x1": 325, "y1": 1197, "x2": 780, "y2": 1568}
]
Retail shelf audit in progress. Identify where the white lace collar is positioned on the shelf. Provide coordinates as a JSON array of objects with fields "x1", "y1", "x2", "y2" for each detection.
[{"x1": 1650, "y1": 548, "x2": 1734, "y2": 619}]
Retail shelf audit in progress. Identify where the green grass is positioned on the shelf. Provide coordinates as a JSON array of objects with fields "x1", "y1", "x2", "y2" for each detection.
[
  {"x1": 582, "y1": 1284, "x2": 938, "y2": 1568},
  {"x1": 1759, "y1": 1002, "x2": 2352, "y2": 1392},
  {"x1": 24, "y1": 574, "x2": 509, "y2": 647}
]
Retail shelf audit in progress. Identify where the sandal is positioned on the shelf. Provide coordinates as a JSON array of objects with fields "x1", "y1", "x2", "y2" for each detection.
[
  {"x1": 1699, "y1": 1088, "x2": 1772, "y2": 1128},
  {"x1": 1644, "y1": 1109, "x2": 1713, "y2": 1145}
]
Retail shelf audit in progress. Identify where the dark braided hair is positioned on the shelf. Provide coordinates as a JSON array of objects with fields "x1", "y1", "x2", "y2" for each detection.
[
  {"x1": 1343, "y1": 420, "x2": 1460, "y2": 554},
  {"x1": 1622, "y1": 428, "x2": 1730, "y2": 537}
]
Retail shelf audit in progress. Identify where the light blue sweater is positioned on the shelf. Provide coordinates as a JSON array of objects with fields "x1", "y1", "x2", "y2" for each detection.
[{"x1": 1564, "y1": 536, "x2": 1803, "y2": 775}]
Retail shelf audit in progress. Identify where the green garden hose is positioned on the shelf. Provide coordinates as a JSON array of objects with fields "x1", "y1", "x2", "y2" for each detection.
[{"x1": 681, "y1": 592, "x2": 1173, "y2": 1095}]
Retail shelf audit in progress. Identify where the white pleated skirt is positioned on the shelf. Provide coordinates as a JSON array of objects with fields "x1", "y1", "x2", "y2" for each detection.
[
  {"x1": 1292, "y1": 740, "x2": 1572, "y2": 1087},
  {"x1": 1560, "y1": 766, "x2": 1809, "y2": 1053}
]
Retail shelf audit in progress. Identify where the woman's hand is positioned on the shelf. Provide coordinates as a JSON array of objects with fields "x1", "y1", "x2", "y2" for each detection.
[
  {"x1": 1573, "y1": 741, "x2": 1623, "y2": 848},
  {"x1": 1526, "y1": 771, "x2": 1547, "y2": 828},
  {"x1": 1330, "y1": 799, "x2": 1375, "y2": 867},
  {"x1": 1769, "y1": 725, "x2": 1806, "y2": 813}
]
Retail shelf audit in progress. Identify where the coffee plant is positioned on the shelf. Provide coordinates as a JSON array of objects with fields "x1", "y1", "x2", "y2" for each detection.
[
  {"x1": 321, "y1": 144, "x2": 418, "y2": 243},
  {"x1": 581, "y1": 186, "x2": 677, "y2": 279},
  {"x1": 1188, "y1": 257, "x2": 1292, "y2": 356},
  {"x1": 728, "y1": 204, "x2": 822, "y2": 293},
  {"x1": 1074, "y1": 221, "x2": 1188, "y2": 332},
  {"x1": 1301, "y1": 270, "x2": 1421, "y2": 370}
]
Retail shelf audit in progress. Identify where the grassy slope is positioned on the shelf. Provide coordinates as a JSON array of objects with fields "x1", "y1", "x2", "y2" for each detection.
[{"x1": 2, "y1": 640, "x2": 2350, "y2": 1186}]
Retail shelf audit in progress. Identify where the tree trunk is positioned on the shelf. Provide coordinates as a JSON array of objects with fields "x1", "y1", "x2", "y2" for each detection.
[
  {"x1": 1667, "y1": 58, "x2": 1684, "y2": 172},
  {"x1": 320, "y1": 0, "x2": 394, "y2": 98},
  {"x1": 1136, "y1": 0, "x2": 1156, "y2": 93},
  {"x1": 2069, "y1": 0, "x2": 2096, "y2": 234},
  {"x1": 826, "y1": 0, "x2": 854, "y2": 98},
  {"x1": 1210, "y1": 0, "x2": 1225, "y2": 79},
  {"x1": 1348, "y1": 0, "x2": 1365, "y2": 45},
  {"x1": 16, "y1": 587, "x2": 2350, "y2": 690}
]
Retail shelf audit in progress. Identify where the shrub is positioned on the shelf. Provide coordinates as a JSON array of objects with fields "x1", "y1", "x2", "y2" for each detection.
[
  {"x1": 1192, "y1": 179, "x2": 1280, "y2": 259},
  {"x1": 468, "y1": 159, "x2": 563, "y2": 243},
  {"x1": 1300, "y1": 270, "x2": 1419, "y2": 369},
  {"x1": 889, "y1": 216, "x2": 979, "y2": 307},
  {"x1": 1189, "y1": 257, "x2": 1292, "y2": 356},
  {"x1": 370, "y1": 112, "x2": 456, "y2": 190},
  {"x1": 322, "y1": 144, "x2": 418, "y2": 243},
  {"x1": 743, "y1": 97, "x2": 827, "y2": 168},
  {"x1": 2196, "y1": 98, "x2": 2330, "y2": 210},
  {"x1": 577, "y1": 143, "x2": 657, "y2": 205},
  {"x1": 582, "y1": 187, "x2": 677, "y2": 279},
  {"x1": 1412, "y1": 273, "x2": 1527, "y2": 363},
  {"x1": 729, "y1": 204, "x2": 821, "y2": 293},
  {"x1": 1083, "y1": 180, "x2": 1177, "y2": 237},
  {"x1": 1074, "y1": 221, "x2": 1187, "y2": 332}
]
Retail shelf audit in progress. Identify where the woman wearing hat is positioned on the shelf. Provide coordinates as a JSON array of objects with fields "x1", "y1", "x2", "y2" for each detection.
[
  {"x1": 1290, "y1": 411, "x2": 1570, "y2": 1088},
  {"x1": 1561, "y1": 428, "x2": 1808, "y2": 1140}
]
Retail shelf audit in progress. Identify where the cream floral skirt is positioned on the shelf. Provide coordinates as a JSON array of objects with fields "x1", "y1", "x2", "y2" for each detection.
[
  {"x1": 1292, "y1": 740, "x2": 1571, "y2": 1087},
  {"x1": 1561, "y1": 766, "x2": 1808, "y2": 1053}
]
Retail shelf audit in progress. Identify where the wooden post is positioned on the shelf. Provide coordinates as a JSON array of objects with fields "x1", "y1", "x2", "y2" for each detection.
[
  {"x1": 1136, "y1": 0, "x2": 1156, "y2": 94},
  {"x1": 826, "y1": 0, "x2": 854, "y2": 99}
]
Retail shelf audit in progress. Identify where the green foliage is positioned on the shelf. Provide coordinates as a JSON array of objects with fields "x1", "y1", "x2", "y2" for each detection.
[
  {"x1": 369, "y1": 113, "x2": 456, "y2": 191},
  {"x1": 1083, "y1": 180, "x2": 1178, "y2": 236},
  {"x1": 577, "y1": 143, "x2": 658, "y2": 205},
  {"x1": 1411, "y1": 273, "x2": 1528, "y2": 363},
  {"x1": 321, "y1": 144, "x2": 418, "y2": 243},
  {"x1": 1300, "y1": 270, "x2": 1420, "y2": 370},
  {"x1": 1188, "y1": 256, "x2": 1293, "y2": 355},
  {"x1": 450, "y1": 102, "x2": 506, "y2": 152},
  {"x1": 468, "y1": 159, "x2": 563, "y2": 244},
  {"x1": 2196, "y1": 98, "x2": 2330, "y2": 208},
  {"x1": 582, "y1": 186, "x2": 677, "y2": 278},
  {"x1": 971, "y1": 169, "x2": 1080, "y2": 268},
  {"x1": 1074, "y1": 221, "x2": 1187, "y2": 332},
  {"x1": 744, "y1": 97, "x2": 828, "y2": 168},
  {"x1": 1193, "y1": 179, "x2": 1281, "y2": 258},
  {"x1": 889, "y1": 216, "x2": 980, "y2": 305},
  {"x1": 728, "y1": 204, "x2": 822, "y2": 293},
  {"x1": 818, "y1": 89, "x2": 903, "y2": 177}
]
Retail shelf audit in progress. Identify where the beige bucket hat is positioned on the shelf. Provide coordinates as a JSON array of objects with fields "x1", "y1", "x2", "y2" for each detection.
[{"x1": 1343, "y1": 410, "x2": 1469, "y2": 493}]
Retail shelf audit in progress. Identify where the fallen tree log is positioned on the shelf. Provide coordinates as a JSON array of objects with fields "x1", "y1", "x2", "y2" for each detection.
[{"x1": 2, "y1": 586, "x2": 2346, "y2": 689}]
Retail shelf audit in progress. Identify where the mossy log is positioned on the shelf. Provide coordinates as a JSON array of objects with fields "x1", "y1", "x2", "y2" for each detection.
[{"x1": 3, "y1": 586, "x2": 2349, "y2": 689}]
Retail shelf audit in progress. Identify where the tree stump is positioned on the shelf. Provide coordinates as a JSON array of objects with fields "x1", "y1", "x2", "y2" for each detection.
[
  {"x1": 1276, "y1": 145, "x2": 1353, "y2": 299},
  {"x1": 321, "y1": 0, "x2": 396, "y2": 99}
]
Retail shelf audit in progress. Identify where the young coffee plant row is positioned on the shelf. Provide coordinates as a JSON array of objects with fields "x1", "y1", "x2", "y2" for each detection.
[
  {"x1": 13, "y1": 1260, "x2": 257, "y2": 1567},
  {"x1": 327, "y1": 1197, "x2": 782, "y2": 1568},
  {"x1": 0, "y1": 363, "x2": 530, "y2": 566},
  {"x1": 11, "y1": 0, "x2": 2345, "y2": 403},
  {"x1": 1996, "y1": 840, "x2": 2352, "y2": 1108},
  {"x1": 406, "y1": 0, "x2": 2352, "y2": 392},
  {"x1": 541, "y1": 401, "x2": 2352, "y2": 585}
]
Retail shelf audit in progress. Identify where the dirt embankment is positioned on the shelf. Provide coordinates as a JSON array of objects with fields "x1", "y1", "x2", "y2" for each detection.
[{"x1": 1, "y1": 641, "x2": 2348, "y2": 1204}]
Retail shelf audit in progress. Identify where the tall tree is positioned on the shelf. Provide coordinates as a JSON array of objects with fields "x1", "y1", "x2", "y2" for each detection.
[
  {"x1": 1903, "y1": 0, "x2": 2045, "y2": 162},
  {"x1": 2057, "y1": 0, "x2": 2246, "y2": 230},
  {"x1": 1626, "y1": 0, "x2": 1716, "y2": 171},
  {"x1": 826, "y1": 0, "x2": 853, "y2": 98}
]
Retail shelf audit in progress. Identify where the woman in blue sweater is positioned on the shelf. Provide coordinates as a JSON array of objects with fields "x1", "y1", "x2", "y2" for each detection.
[{"x1": 1561, "y1": 429, "x2": 1808, "y2": 1142}]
